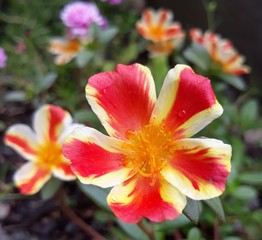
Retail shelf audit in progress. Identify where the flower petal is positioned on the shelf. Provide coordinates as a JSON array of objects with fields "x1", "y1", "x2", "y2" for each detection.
[
  {"x1": 14, "y1": 162, "x2": 51, "y2": 195},
  {"x1": 33, "y1": 104, "x2": 73, "y2": 142},
  {"x1": 4, "y1": 124, "x2": 38, "y2": 161},
  {"x1": 86, "y1": 64, "x2": 156, "y2": 139},
  {"x1": 151, "y1": 65, "x2": 223, "y2": 138},
  {"x1": 107, "y1": 175, "x2": 186, "y2": 223},
  {"x1": 52, "y1": 160, "x2": 76, "y2": 180},
  {"x1": 62, "y1": 127, "x2": 134, "y2": 187},
  {"x1": 161, "y1": 138, "x2": 231, "y2": 200},
  {"x1": 49, "y1": 38, "x2": 81, "y2": 65}
]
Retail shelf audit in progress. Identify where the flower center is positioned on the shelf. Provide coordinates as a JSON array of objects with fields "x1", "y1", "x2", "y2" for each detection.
[
  {"x1": 122, "y1": 124, "x2": 176, "y2": 180},
  {"x1": 149, "y1": 25, "x2": 164, "y2": 41},
  {"x1": 37, "y1": 141, "x2": 63, "y2": 169}
]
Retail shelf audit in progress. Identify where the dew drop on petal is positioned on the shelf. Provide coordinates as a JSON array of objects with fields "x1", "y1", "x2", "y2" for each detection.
[{"x1": 178, "y1": 109, "x2": 187, "y2": 118}]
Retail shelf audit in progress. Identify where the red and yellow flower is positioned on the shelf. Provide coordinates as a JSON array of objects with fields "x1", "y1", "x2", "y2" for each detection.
[
  {"x1": 63, "y1": 64, "x2": 231, "y2": 223},
  {"x1": 136, "y1": 9, "x2": 185, "y2": 56},
  {"x1": 48, "y1": 37, "x2": 82, "y2": 65},
  {"x1": 190, "y1": 28, "x2": 250, "y2": 75},
  {"x1": 4, "y1": 105, "x2": 81, "y2": 195}
]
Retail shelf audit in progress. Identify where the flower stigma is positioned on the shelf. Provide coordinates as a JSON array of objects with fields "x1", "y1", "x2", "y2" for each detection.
[{"x1": 121, "y1": 124, "x2": 176, "y2": 185}]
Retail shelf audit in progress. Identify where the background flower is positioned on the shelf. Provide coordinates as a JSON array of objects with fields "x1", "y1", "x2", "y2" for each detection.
[
  {"x1": 48, "y1": 37, "x2": 82, "y2": 65},
  {"x1": 60, "y1": 1, "x2": 107, "y2": 38},
  {"x1": 190, "y1": 28, "x2": 250, "y2": 76},
  {"x1": 4, "y1": 105, "x2": 82, "y2": 195},
  {"x1": 0, "y1": 47, "x2": 7, "y2": 68},
  {"x1": 136, "y1": 8, "x2": 185, "y2": 56}
]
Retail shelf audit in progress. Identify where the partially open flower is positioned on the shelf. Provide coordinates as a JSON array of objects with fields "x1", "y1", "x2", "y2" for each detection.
[
  {"x1": 61, "y1": 1, "x2": 107, "y2": 38},
  {"x1": 136, "y1": 9, "x2": 184, "y2": 56},
  {"x1": 190, "y1": 28, "x2": 250, "y2": 76},
  {"x1": 4, "y1": 105, "x2": 81, "y2": 195},
  {"x1": 63, "y1": 64, "x2": 231, "y2": 223},
  {"x1": 48, "y1": 37, "x2": 82, "y2": 65}
]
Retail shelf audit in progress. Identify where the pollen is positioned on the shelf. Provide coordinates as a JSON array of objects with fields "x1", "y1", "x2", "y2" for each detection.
[
  {"x1": 148, "y1": 26, "x2": 165, "y2": 42},
  {"x1": 37, "y1": 141, "x2": 63, "y2": 170},
  {"x1": 121, "y1": 124, "x2": 176, "y2": 181}
]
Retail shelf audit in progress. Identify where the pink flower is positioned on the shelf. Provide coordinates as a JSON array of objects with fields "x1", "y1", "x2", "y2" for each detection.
[
  {"x1": 61, "y1": 1, "x2": 107, "y2": 37},
  {"x1": 0, "y1": 47, "x2": 7, "y2": 68}
]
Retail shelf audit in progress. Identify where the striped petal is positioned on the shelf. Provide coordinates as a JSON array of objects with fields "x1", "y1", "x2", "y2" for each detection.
[
  {"x1": 151, "y1": 65, "x2": 223, "y2": 138},
  {"x1": 52, "y1": 160, "x2": 76, "y2": 180},
  {"x1": 161, "y1": 138, "x2": 231, "y2": 200},
  {"x1": 4, "y1": 124, "x2": 38, "y2": 161},
  {"x1": 86, "y1": 64, "x2": 156, "y2": 139},
  {"x1": 108, "y1": 174, "x2": 186, "y2": 223},
  {"x1": 14, "y1": 162, "x2": 51, "y2": 195},
  {"x1": 33, "y1": 105, "x2": 73, "y2": 142},
  {"x1": 62, "y1": 127, "x2": 134, "y2": 188}
]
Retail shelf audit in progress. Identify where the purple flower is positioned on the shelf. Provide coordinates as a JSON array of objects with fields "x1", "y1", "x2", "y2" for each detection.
[
  {"x1": 60, "y1": 1, "x2": 107, "y2": 37},
  {"x1": 100, "y1": 0, "x2": 122, "y2": 4},
  {"x1": 0, "y1": 47, "x2": 7, "y2": 68}
]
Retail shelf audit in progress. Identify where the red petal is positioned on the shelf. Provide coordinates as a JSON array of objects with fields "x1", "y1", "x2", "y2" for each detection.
[
  {"x1": 108, "y1": 175, "x2": 186, "y2": 223},
  {"x1": 86, "y1": 64, "x2": 156, "y2": 139},
  {"x1": 62, "y1": 127, "x2": 133, "y2": 187}
]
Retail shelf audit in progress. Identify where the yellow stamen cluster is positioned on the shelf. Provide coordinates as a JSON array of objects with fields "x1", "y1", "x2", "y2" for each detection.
[
  {"x1": 37, "y1": 141, "x2": 63, "y2": 169},
  {"x1": 121, "y1": 124, "x2": 176, "y2": 183}
]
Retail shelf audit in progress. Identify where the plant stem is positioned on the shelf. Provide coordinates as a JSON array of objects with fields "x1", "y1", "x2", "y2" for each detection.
[
  {"x1": 202, "y1": 0, "x2": 217, "y2": 31},
  {"x1": 57, "y1": 187, "x2": 106, "y2": 240},
  {"x1": 137, "y1": 221, "x2": 155, "y2": 240}
]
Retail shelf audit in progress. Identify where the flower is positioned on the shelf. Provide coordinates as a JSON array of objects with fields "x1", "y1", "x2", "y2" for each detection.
[
  {"x1": 60, "y1": 1, "x2": 107, "y2": 38},
  {"x1": 4, "y1": 105, "x2": 82, "y2": 195},
  {"x1": 136, "y1": 8, "x2": 185, "y2": 56},
  {"x1": 63, "y1": 64, "x2": 232, "y2": 223},
  {"x1": 48, "y1": 37, "x2": 82, "y2": 65},
  {"x1": 100, "y1": 0, "x2": 122, "y2": 4},
  {"x1": 190, "y1": 28, "x2": 250, "y2": 76},
  {"x1": 0, "y1": 47, "x2": 7, "y2": 68}
]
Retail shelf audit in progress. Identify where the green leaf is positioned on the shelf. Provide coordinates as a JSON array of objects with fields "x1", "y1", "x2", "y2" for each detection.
[
  {"x1": 184, "y1": 43, "x2": 210, "y2": 71},
  {"x1": 119, "y1": 43, "x2": 138, "y2": 64},
  {"x1": 36, "y1": 72, "x2": 57, "y2": 93},
  {"x1": 75, "y1": 51, "x2": 94, "y2": 68},
  {"x1": 98, "y1": 27, "x2": 118, "y2": 44},
  {"x1": 216, "y1": 72, "x2": 246, "y2": 90},
  {"x1": 116, "y1": 220, "x2": 148, "y2": 240},
  {"x1": 203, "y1": 197, "x2": 225, "y2": 222},
  {"x1": 149, "y1": 56, "x2": 169, "y2": 94},
  {"x1": 239, "y1": 172, "x2": 262, "y2": 186},
  {"x1": 78, "y1": 181, "x2": 110, "y2": 210},
  {"x1": 232, "y1": 185, "x2": 258, "y2": 200},
  {"x1": 40, "y1": 178, "x2": 61, "y2": 200},
  {"x1": 223, "y1": 237, "x2": 242, "y2": 240},
  {"x1": 187, "y1": 227, "x2": 202, "y2": 240},
  {"x1": 240, "y1": 99, "x2": 259, "y2": 130},
  {"x1": 4, "y1": 91, "x2": 27, "y2": 102},
  {"x1": 183, "y1": 197, "x2": 201, "y2": 224}
]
